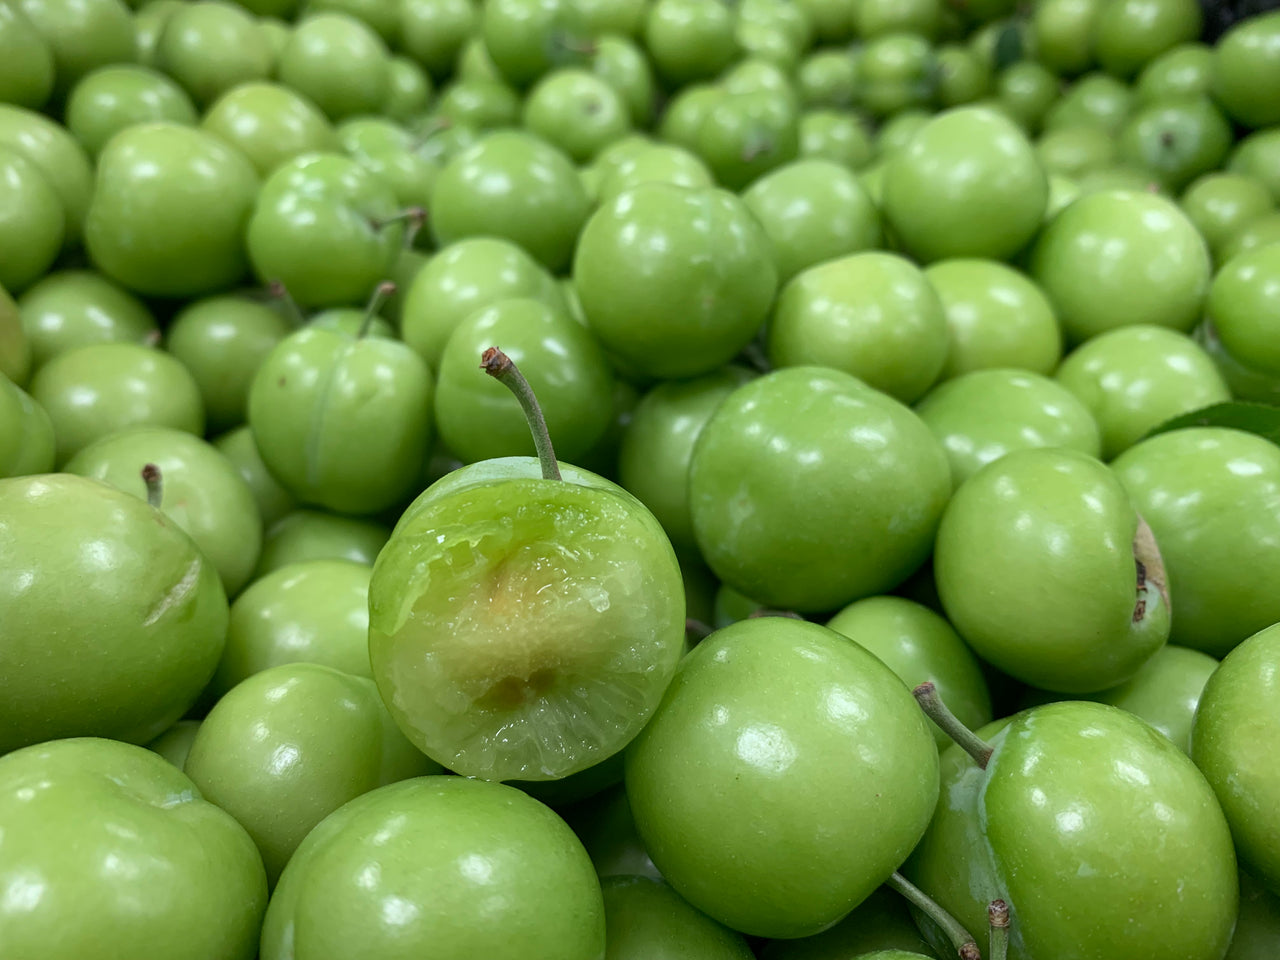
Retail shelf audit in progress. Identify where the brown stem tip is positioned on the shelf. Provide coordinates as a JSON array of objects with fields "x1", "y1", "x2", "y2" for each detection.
[
  {"x1": 913, "y1": 681, "x2": 995, "y2": 769},
  {"x1": 141, "y1": 463, "x2": 163, "y2": 510}
]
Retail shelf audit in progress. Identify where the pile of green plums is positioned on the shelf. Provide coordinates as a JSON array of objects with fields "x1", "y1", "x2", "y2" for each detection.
[{"x1": 3, "y1": 0, "x2": 1280, "y2": 957}]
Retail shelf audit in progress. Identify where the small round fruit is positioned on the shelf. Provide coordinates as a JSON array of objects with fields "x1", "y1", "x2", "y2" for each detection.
[
  {"x1": 1091, "y1": 0, "x2": 1201, "y2": 79},
  {"x1": 1211, "y1": 10, "x2": 1280, "y2": 129},
  {"x1": 17, "y1": 269, "x2": 156, "y2": 372},
  {"x1": 255, "y1": 509, "x2": 390, "y2": 574},
  {"x1": 523, "y1": 69, "x2": 631, "y2": 164},
  {"x1": 0, "y1": 377, "x2": 55, "y2": 479},
  {"x1": 601, "y1": 875, "x2": 755, "y2": 959},
  {"x1": 1207, "y1": 244, "x2": 1280, "y2": 379},
  {"x1": 0, "y1": 103, "x2": 95, "y2": 248},
  {"x1": 16, "y1": 0, "x2": 136, "y2": 98},
  {"x1": 0, "y1": 146, "x2": 64, "y2": 295},
  {"x1": 214, "y1": 425, "x2": 296, "y2": 529},
  {"x1": 65, "y1": 65, "x2": 199, "y2": 157},
  {"x1": 0, "y1": 3, "x2": 54, "y2": 109},
  {"x1": 201, "y1": 81, "x2": 339, "y2": 178},
  {"x1": 155, "y1": 1, "x2": 274, "y2": 107},
  {"x1": 277, "y1": 13, "x2": 391, "y2": 120},
  {"x1": 1181, "y1": 172, "x2": 1275, "y2": 263}
]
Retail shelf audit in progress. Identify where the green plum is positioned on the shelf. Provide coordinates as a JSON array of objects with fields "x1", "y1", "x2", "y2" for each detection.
[
  {"x1": 1030, "y1": 188, "x2": 1211, "y2": 343},
  {"x1": 768, "y1": 252, "x2": 949, "y2": 404},
  {"x1": 0, "y1": 146, "x2": 64, "y2": 295},
  {"x1": 1116, "y1": 95, "x2": 1233, "y2": 192},
  {"x1": 797, "y1": 109, "x2": 876, "y2": 169},
  {"x1": 400, "y1": 237, "x2": 565, "y2": 371},
  {"x1": 694, "y1": 88, "x2": 800, "y2": 191},
  {"x1": 155, "y1": 1, "x2": 273, "y2": 107},
  {"x1": 277, "y1": 13, "x2": 391, "y2": 120},
  {"x1": 481, "y1": 0, "x2": 592, "y2": 88},
  {"x1": 1112, "y1": 427, "x2": 1280, "y2": 657},
  {"x1": 0, "y1": 474, "x2": 228, "y2": 752},
  {"x1": 65, "y1": 427, "x2": 263, "y2": 597},
  {"x1": 1181, "y1": 172, "x2": 1275, "y2": 263},
  {"x1": 563, "y1": 782, "x2": 661, "y2": 880},
  {"x1": 369, "y1": 454, "x2": 685, "y2": 780},
  {"x1": 338, "y1": 116, "x2": 439, "y2": 214},
  {"x1": 16, "y1": 0, "x2": 135, "y2": 98},
  {"x1": 617, "y1": 366, "x2": 755, "y2": 555},
  {"x1": 524, "y1": 69, "x2": 632, "y2": 164},
  {"x1": 923, "y1": 258, "x2": 1062, "y2": 379},
  {"x1": 456, "y1": 33, "x2": 505, "y2": 82},
  {"x1": 1193, "y1": 622, "x2": 1280, "y2": 895},
  {"x1": 625, "y1": 617, "x2": 940, "y2": 938},
  {"x1": 858, "y1": 32, "x2": 938, "y2": 118},
  {"x1": 1207, "y1": 244, "x2": 1280, "y2": 379},
  {"x1": 248, "y1": 318, "x2": 433, "y2": 515},
  {"x1": 0, "y1": 375, "x2": 55, "y2": 478},
  {"x1": 0, "y1": 104, "x2": 94, "y2": 249},
  {"x1": 573, "y1": 182, "x2": 777, "y2": 380},
  {"x1": 919, "y1": 367, "x2": 1102, "y2": 487},
  {"x1": 1031, "y1": 0, "x2": 1101, "y2": 76},
  {"x1": 875, "y1": 110, "x2": 931, "y2": 161},
  {"x1": 602, "y1": 876, "x2": 754, "y2": 959},
  {"x1": 797, "y1": 48, "x2": 858, "y2": 109},
  {"x1": 30, "y1": 342, "x2": 204, "y2": 465},
  {"x1": 1024, "y1": 643, "x2": 1218, "y2": 753},
  {"x1": 578, "y1": 0, "x2": 644, "y2": 35},
  {"x1": 211, "y1": 559, "x2": 374, "y2": 699},
  {"x1": 202, "y1": 82, "x2": 339, "y2": 178},
  {"x1": 856, "y1": 0, "x2": 940, "y2": 38},
  {"x1": 905, "y1": 701, "x2": 1238, "y2": 960},
  {"x1": 1228, "y1": 128, "x2": 1280, "y2": 204},
  {"x1": 1221, "y1": 211, "x2": 1280, "y2": 263},
  {"x1": 1055, "y1": 325, "x2": 1230, "y2": 460},
  {"x1": 995, "y1": 61, "x2": 1059, "y2": 133},
  {"x1": 0, "y1": 2, "x2": 54, "y2": 109},
  {"x1": 935, "y1": 44, "x2": 993, "y2": 107},
  {"x1": 1194, "y1": 317, "x2": 1280, "y2": 405},
  {"x1": 1228, "y1": 871, "x2": 1280, "y2": 959},
  {"x1": 0, "y1": 737, "x2": 266, "y2": 960},
  {"x1": 644, "y1": 0, "x2": 738, "y2": 86},
  {"x1": 827, "y1": 596, "x2": 992, "y2": 750},
  {"x1": 400, "y1": 0, "x2": 477, "y2": 78},
  {"x1": 260, "y1": 776, "x2": 606, "y2": 960},
  {"x1": 1211, "y1": 10, "x2": 1280, "y2": 129},
  {"x1": 883, "y1": 106, "x2": 1048, "y2": 263},
  {"x1": 1036, "y1": 123, "x2": 1117, "y2": 179},
  {"x1": 432, "y1": 77, "x2": 522, "y2": 128},
  {"x1": 743, "y1": 159, "x2": 882, "y2": 285},
  {"x1": 592, "y1": 35, "x2": 656, "y2": 127},
  {"x1": 759, "y1": 886, "x2": 941, "y2": 958},
  {"x1": 935, "y1": 447, "x2": 1170, "y2": 692},
  {"x1": 1135, "y1": 41, "x2": 1212, "y2": 102},
  {"x1": 383, "y1": 56, "x2": 431, "y2": 121},
  {"x1": 594, "y1": 143, "x2": 715, "y2": 203},
  {"x1": 255, "y1": 508, "x2": 390, "y2": 574},
  {"x1": 214, "y1": 425, "x2": 296, "y2": 529},
  {"x1": 65, "y1": 65, "x2": 198, "y2": 157},
  {"x1": 1091, "y1": 0, "x2": 1201, "y2": 79},
  {"x1": 147, "y1": 718, "x2": 201, "y2": 769},
  {"x1": 85, "y1": 123, "x2": 259, "y2": 298},
  {"x1": 0, "y1": 283, "x2": 27, "y2": 386},
  {"x1": 659, "y1": 83, "x2": 727, "y2": 151},
  {"x1": 247, "y1": 153, "x2": 403, "y2": 309},
  {"x1": 165, "y1": 294, "x2": 292, "y2": 433},
  {"x1": 689, "y1": 367, "x2": 951, "y2": 612},
  {"x1": 305, "y1": 0, "x2": 401, "y2": 41},
  {"x1": 186, "y1": 661, "x2": 439, "y2": 885},
  {"x1": 1043, "y1": 71, "x2": 1133, "y2": 134},
  {"x1": 430, "y1": 129, "x2": 590, "y2": 273},
  {"x1": 133, "y1": 0, "x2": 182, "y2": 66},
  {"x1": 17, "y1": 269, "x2": 156, "y2": 372},
  {"x1": 435, "y1": 298, "x2": 615, "y2": 464}
]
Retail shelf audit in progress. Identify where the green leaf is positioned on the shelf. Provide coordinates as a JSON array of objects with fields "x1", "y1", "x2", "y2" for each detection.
[
  {"x1": 1142, "y1": 401, "x2": 1280, "y2": 446},
  {"x1": 992, "y1": 22, "x2": 1024, "y2": 71}
]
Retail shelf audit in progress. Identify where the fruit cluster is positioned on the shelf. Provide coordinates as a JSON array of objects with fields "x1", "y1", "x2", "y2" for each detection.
[{"x1": 1, "y1": 0, "x2": 1280, "y2": 957}]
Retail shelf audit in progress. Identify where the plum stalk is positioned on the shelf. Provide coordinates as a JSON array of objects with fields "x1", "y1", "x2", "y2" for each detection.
[
  {"x1": 913, "y1": 680, "x2": 994, "y2": 768},
  {"x1": 481, "y1": 346, "x2": 562, "y2": 481},
  {"x1": 989, "y1": 899, "x2": 1010, "y2": 960},
  {"x1": 886, "y1": 871, "x2": 980, "y2": 960}
]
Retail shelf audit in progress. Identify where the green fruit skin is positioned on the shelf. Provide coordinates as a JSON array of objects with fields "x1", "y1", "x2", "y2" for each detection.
[
  {"x1": 30, "y1": 342, "x2": 205, "y2": 466},
  {"x1": 202, "y1": 82, "x2": 339, "y2": 179},
  {"x1": 1211, "y1": 11, "x2": 1280, "y2": 129},
  {"x1": 617, "y1": 366, "x2": 754, "y2": 555},
  {"x1": 625, "y1": 617, "x2": 941, "y2": 939},
  {"x1": 0, "y1": 475, "x2": 229, "y2": 754},
  {"x1": 383, "y1": 56, "x2": 432, "y2": 121},
  {"x1": 743, "y1": 159, "x2": 883, "y2": 286},
  {"x1": 595, "y1": 143, "x2": 715, "y2": 205},
  {"x1": 17, "y1": 269, "x2": 156, "y2": 373},
  {"x1": 689, "y1": 366, "x2": 951, "y2": 612},
  {"x1": 147, "y1": 718, "x2": 201, "y2": 769},
  {"x1": 883, "y1": 106, "x2": 1048, "y2": 263},
  {"x1": 1111, "y1": 427, "x2": 1280, "y2": 657},
  {"x1": 798, "y1": 110, "x2": 876, "y2": 170},
  {"x1": 434, "y1": 297, "x2": 616, "y2": 464},
  {"x1": 1228, "y1": 870, "x2": 1280, "y2": 959},
  {"x1": 758, "y1": 886, "x2": 940, "y2": 959},
  {"x1": 85, "y1": 123, "x2": 260, "y2": 299},
  {"x1": 248, "y1": 326, "x2": 433, "y2": 516},
  {"x1": 0, "y1": 104, "x2": 94, "y2": 249},
  {"x1": 1055, "y1": 325, "x2": 1230, "y2": 460},
  {"x1": 826, "y1": 595, "x2": 993, "y2": 750},
  {"x1": 65, "y1": 426, "x2": 263, "y2": 597},
  {"x1": 924, "y1": 258, "x2": 1063, "y2": 380},
  {"x1": 277, "y1": 13, "x2": 391, "y2": 120},
  {"x1": 916, "y1": 368, "x2": 1102, "y2": 488},
  {"x1": 0, "y1": 376, "x2": 56, "y2": 478},
  {"x1": 1207, "y1": 244, "x2": 1280, "y2": 379},
  {"x1": 65, "y1": 65, "x2": 198, "y2": 158},
  {"x1": 1024, "y1": 643, "x2": 1218, "y2": 753},
  {"x1": 0, "y1": 2, "x2": 54, "y2": 109},
  {"x1": 1030, "y1": 189, "x2": 1212, "y2": 343},
  {"x1": 906, "y1": 702, "x2": 1238, "y2": 960},
  {"x1": 573, "y1": 183, "x2": 778, "y2": 380},
  {"x1": 260, "y1": 776, "x2": 606, "y2": 960},
  {"x1": 1116, "y1": 95, "x2": 1233, "y2": 192},
  {"x1": 1135, "y1": 42, "x2": 1213, "y2": 103},
  {"x1": 1043, "y1": 71, "x2": 1134, "y2": 134},
  {"x1": 481, "y1": 0, "x2": 592, "y2": 88},
  {"x1": 1031, "y1": 0, "x2": 1102, "y2": 76},
  {"x1": 154, "y1": 1, "x2": 273, "y2": 108},
  {"x1": 1229, "y1": 129, "x2": 1280, "y2": 205},
  {"x1": 338, "y1": 116, "x2": 439, "y2": 214},
  {"x1": 185, "y1": 661, "x2": 440, "y2": 885},
  {"x1": 523, "y1": 69, "x2": 632, "y2": 165},
  {"x1": 214, "y1": 425, "x2": 297, "y2": 530},
  {"x1": 0, "y1": 737, "x2": 267, "y2": 960},
  {"x1": 246, "y1": 153, "x2": 403, "y2": 310},
  {"x1": 0, "y1": 145, "x2": 64, "y2": 295},
  {"x1": 211, "y1": 559, "x2": 373, "y2": 700},
  {"x1": 254, "y1": 508, "x2": 390, "y2": 575},
  {"x1": 369, "y1": 458, "x2": 686, "y2": 781},
  {"x1": 1091, "y1": 0, "x2": 1202, "y2": 79},
  {"x1": 1180, "y1": 172, "x2": 1275, "y2": 264},
  {"x1": 564, "y1": 782, "x2": 661, "y2": 881},
  {"x1": 602, "y1": 876, "x2": 754, "y2": 959},
  {"x1": 430, "y1": 129, "x2": 590, "y2": 273},
  {"x1": 165, "y1": 294, "x2": 293, "y2": 435},
  {"x1": 934, "y1": 447, "x2": 1170, "y2": 693},
  {"x1": 0, "y1": 282, "x2": 30, "y2": 386},
  {"x1": 1192, "y1": 622, "x2": 1280, "y2": 894}
]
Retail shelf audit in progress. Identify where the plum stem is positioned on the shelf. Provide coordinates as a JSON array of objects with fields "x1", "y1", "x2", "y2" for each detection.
[
  {"x1": 371, "y1": 206, "x2": 426, "y2": 232},
  {"x1": 402, "y1": 208, "x2": 427, "y2": 250},
  {"x1": 887, "y1": 872, "x2": 981, "y2": 960},
  {"x1": 141, "y1": 463, "x2": 163, "y2": 510},
  {"x1": 267, "y1": 280, "x2": 306, "y2": 328},
  {"x1": 358, "y1": 282, "x2": 396, "y2": 339},
  {"x1": 913, "y1": 681, "x2": 993, "y2": 769},
  {"x1": 685, "y1": 618, "x2": 714, "y2": 642},
  {"x1": 481, "y1": 346, "x2": 562, "y2": 481},
  {"x1": 989, "y1": 899, "x2": 1010, "y2": 960}
]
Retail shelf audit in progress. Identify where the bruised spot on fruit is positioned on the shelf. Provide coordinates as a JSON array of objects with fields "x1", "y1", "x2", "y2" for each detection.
[
  {"x1": 143, "y1": 556, "x2": 203, "y2": 626},
  {"x1": 1132, "y1": 513, "x2": 1170, "y2": 623}
]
